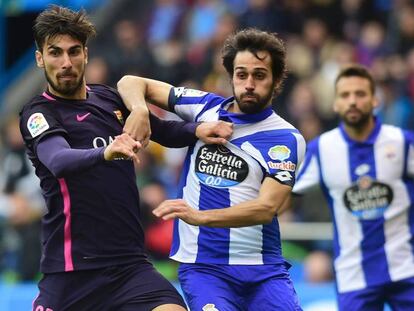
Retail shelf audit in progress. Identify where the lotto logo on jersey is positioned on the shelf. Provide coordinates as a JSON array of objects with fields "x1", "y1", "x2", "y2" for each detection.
[
  {"x1": 27, "y1": 112, "x2": 50, "y2": 138},
  {"x1": 203, "y1": 304, "x2": 219, "y2": 311},
  {"x1": 268, "y1": 145, "x2": 291, "y2": 161},
  {"x1": 173, "y1": 87, "x2": 207, "y2": 98},
  {"x1": 343, "y1": 176, "x2": 394, "y2": 220},
  {"x1": 195, "y1": 144, "x2": 248, "y2": 188}
]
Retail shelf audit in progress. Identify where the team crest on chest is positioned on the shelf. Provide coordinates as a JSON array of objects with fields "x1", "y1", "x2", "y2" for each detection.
[
  {"x1": 113, "y1": 110, "x2": 124, "y2": 125},
  {"x1": 195, "y1": 144, "x2": 248, "y2": 188}
]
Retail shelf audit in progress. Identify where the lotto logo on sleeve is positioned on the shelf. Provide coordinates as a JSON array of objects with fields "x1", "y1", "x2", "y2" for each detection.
[
  {"x1": 173, "y1": 87, "x2": 207, "y2": 98},
  {"x1": 27, "y1": 112, "x2": 50, "y2": 138}
]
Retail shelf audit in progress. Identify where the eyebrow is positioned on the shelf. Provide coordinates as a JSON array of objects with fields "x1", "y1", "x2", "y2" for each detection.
[
  {"x1": 47, "y1": 44, "x2": 82, "y2": 50},
  {"x1": 234, "y1": 67, "x2": 268, "y2": 72}
]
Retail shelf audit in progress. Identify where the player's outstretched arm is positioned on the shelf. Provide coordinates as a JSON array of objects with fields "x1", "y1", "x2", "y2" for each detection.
[
  {"x1": 37, "y1": 133, "x2": 141, "y2": 178},
  {"x1": 153, "y1": 177, "x2": 291, "y2": 228}
]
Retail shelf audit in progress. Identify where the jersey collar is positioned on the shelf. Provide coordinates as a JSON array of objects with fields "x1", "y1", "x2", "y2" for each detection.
[
  {"x1": 339, "y1": 117, "x2": 382, "y2": 145},
  {"x1": 42, "y1": 85, "x2": 91, "y2": 102},
  {"x1": 218, "y1": 98, "x2": 273, "y2": 124}
]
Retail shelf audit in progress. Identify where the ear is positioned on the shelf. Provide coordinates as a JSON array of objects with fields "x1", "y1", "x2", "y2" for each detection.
[
  {"x1": 333, "y1": 97, "x2": 339, "y2": 113},
  {"x1": 35, "y1": 50, "x2": 44, "y2": 68},
  {"x1": 85, "y1": 47, "x2": 88, "y2": 64},
  {"x1": 372, "y1": 96, "x2": 379, "y2": 109}
]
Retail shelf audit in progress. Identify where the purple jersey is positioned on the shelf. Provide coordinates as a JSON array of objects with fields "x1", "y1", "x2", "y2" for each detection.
[{"x1": 19, "y1": 84, "x2": 193, "y2": 273}]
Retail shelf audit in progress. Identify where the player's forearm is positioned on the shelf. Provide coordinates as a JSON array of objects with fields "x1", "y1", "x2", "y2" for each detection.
[
  {"x1": 117, "y1": 75, "x2": 148, "y2": 112},
  {"x1": 199, "y1": 199, "x2": 278, "y2": 228},
  {"x1": 276, "y1": 195, "x2": 292, "y2": 216},
  {"x1": 117, "y1": 75, "x2": 171, "y2": 112},
  {"x1": 37, "y1": 134, "x2": 105, "y2": 178}
]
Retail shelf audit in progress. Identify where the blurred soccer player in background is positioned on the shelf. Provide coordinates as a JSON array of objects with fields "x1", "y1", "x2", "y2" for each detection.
[
  {"x1": 118, "y1": 28, "x2": 305, "y2": 311},
  {"x1": 19, "y1": 5, "x2": 231, "y2": 311},
  {"x1": 293, "y1": 64, "x2": 414, "y2": 311}
]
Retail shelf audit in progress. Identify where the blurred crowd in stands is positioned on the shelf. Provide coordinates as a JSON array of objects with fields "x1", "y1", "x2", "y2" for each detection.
[{"x1": 0, "y1": 0, "x2": 413, "y2": 284}]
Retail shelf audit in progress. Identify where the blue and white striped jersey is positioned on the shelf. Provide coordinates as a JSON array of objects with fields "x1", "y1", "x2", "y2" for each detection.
[
  {"x1": 167, "y1": 87, "x2": 306, "y2": 265},
  {"x1": 293, "y1": 120, "x2": 414, "y2": 293}
]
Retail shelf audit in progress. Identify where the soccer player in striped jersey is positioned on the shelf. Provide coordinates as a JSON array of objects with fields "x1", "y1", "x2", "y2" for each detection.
[
  {"x1": 118, "y1": 29, "x2": 305, "y2": 311},
  {"x1": 19, "y1": 6, "x2": 232, "y2": 311},
  {"x1": 293, "y1": 64, "x2": 414, "y2": 311}
]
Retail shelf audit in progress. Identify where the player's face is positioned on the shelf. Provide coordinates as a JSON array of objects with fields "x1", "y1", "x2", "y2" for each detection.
[
  {"x1": 231, "y1": 50, "x2": 276, "y2": 114},
  {"x1": 334, "y1": 76, "x2": 378, "y2": 128},
  {"x1": 35, "y1": 34, "x2": 87, "y2": 99}
]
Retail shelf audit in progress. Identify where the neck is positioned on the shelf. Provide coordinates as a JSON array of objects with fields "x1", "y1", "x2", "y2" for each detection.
[
  {"x1": 343, "y1": 117, "x2": 376, "y2": 142},
  {"x1": 48, "y1": 82, "x2": 87, "y2": 100},
  {"x1": 228, "y1": 101, "x2": 241, "y2": 113}
]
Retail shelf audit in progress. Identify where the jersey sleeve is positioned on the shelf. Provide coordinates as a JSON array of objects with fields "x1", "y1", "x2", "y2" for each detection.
[
  {"x1": 292, "y1": 138, "x2": 321, "y2": 194},
  {"x1": 19, "y1": 103, "x2": 67, "y2": 154},
  {"x1": 149, "y1": 113, "x2": 198, "y2": 147},
  {"x1": 167, "y1": 87, "x2": 224, "y2": 122},
  {"x1": 239, "y1": 130, "x2": 306, "y2": 188}
]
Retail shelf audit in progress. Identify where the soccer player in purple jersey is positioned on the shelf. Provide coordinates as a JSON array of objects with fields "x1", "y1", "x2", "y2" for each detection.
[{"x1": 19, "y1": 5, "x2": 231, "y2": 311}]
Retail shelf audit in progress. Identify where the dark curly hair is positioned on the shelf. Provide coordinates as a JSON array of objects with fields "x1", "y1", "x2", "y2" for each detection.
[
  {"x1": 33, "y1": 5, "x2": 96, "y2": 51},
  {"x1": 222, "y1": 28, "x2": 287, "y2": 89}
]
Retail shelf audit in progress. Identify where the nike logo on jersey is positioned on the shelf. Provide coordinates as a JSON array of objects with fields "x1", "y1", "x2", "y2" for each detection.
[{"x1": 76, "y1": 112, "x2": 91, "y2": 122}]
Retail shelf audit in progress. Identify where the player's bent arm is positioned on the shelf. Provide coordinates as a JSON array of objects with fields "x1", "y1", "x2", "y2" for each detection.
[
  {"x1": 117, "y1": 75, "x2": 172, "y2": 112},
  {"x1": 37, "y1": 133, "x2": 141, "y2": 178},
  {"x1": 149, "y1": 113, "x2": 199, "y2": 147},
  {"x1": 199, "y1": 178, "x2": 291, "y2": 227},
  {"x1": 154, "y1": 177, "x2": 291, "y2": 228},
  {"x1": 276, "y1": 194, "x2": 292, "y2": 216}
]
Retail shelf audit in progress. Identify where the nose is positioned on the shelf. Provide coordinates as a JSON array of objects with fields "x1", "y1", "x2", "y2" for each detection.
[
  {"x1": 245, "y1": 75, "x2": 255, "y2": 91},
  {"x1": 61, "y1": 53, "x2": 72, "y2": 69},
  {"x1": 348, "y1": 94, "x2": 357, "y2": 106}
]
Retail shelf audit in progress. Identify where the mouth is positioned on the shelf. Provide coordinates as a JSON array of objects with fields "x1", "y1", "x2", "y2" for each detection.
[
  {"x1": 346, "y1": 108, "x2": 361, "y2": 115},
  {"x1": 241, "y1": 93, "x2": 258, "y2": 101},
  {"x1": 57, "y1": 72, "x2": 77, "y2": 81}
]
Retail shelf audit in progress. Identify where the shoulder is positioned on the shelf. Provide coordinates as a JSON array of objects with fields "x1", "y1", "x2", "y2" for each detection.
[
  {"x1": 19, "y1": 94, "x2": 55, "y2": 121},
  {"x1": 20, "y1": 94, "x2": 49, "y2": 112},
  {"x1": 88, "y1": 84, "x2": 121, "y2": 101},
  {"x1": 317, "y1": 127, "x2": 342, "y2": 145},
  {"x1": 262, "y1": 114, "x2": 304, "y2": 143}
]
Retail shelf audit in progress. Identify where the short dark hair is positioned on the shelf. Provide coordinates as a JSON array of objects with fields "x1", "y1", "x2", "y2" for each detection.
[
  {"x1": 33, "y1": 5, "x2": 96, "y2": 51},
  {"x1": 335, "y1": 64, "x2": 376, "y2": 95},
  {"x1": 221, "y1": 28, "x2": 287, "y2": 85}
]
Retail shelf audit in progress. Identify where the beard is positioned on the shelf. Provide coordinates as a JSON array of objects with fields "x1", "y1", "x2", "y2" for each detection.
[
  {"x1": 45, "y1": 69, "x2": 84, "y2": 97},
  {"x1": 341, "y1": 108, "x2": 372, "y2": 128},
  {"x1": 233, "y1": 84, "x2": 274, "y2": 114}
]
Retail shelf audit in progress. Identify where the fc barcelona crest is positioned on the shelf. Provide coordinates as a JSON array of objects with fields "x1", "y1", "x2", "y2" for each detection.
[{"x1": 113, "y1": 110, "x2": 124, "y2": 125}]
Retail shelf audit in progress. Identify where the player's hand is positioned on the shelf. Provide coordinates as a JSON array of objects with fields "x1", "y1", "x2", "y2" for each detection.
[
  {"x1": 153, "y1": 199, "x2": 201, "y2": 225},
  {"x1": 123, "y1": 106, "x2": 151, "y2": 148},
  {"x1": 104, "y1": 133, "x2": 142, "y2": 163},
  {"x1": 196, "y1": 121, "x2": 233, "y2": 145}
]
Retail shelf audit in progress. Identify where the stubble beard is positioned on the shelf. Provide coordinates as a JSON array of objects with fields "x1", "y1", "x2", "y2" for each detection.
[
  {"x1": 45, "y1": 69, "x2": 85, "y2": 97},
  {"x1": 233, "y1": 85, "x2": 274, "y2": 114},
  {"x1": 342, "y1": 109, "x2": 372, "y2": 129}
]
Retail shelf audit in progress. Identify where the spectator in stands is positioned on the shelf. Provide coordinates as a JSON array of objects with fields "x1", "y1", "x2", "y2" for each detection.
[{"x1": 0, "y1": 115, "x2": 44, "y2": 281}]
